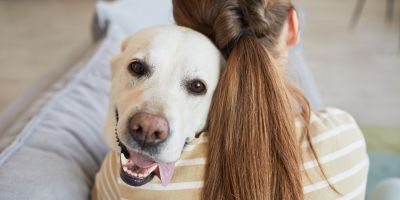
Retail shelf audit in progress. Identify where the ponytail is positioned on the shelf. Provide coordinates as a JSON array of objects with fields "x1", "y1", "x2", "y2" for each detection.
[
  {"x1": 172, "y1": 0, "x2": 333, "y2": 199},
  {"x1": 204, "y1": 34, "x2": 303, "y2": 200}
]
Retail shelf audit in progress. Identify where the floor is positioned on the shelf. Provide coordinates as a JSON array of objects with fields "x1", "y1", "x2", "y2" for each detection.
[
  {"x1": 0, "y1": 0, "x2": 399, "y2": 127},
  {"x1": 0, "y1": 0, "x2": 94, "y2": 112},
  {"x1": 297, "y1": 0, "x2": 400, "y2": 126}
]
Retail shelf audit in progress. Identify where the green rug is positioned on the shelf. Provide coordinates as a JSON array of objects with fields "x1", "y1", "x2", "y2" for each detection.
[
  {"x1": 361, "y1": 126, "x2": 400, "y2": 199},
  {"x1": 361, "y1": 126, "x2": 400, "y2": 152}
]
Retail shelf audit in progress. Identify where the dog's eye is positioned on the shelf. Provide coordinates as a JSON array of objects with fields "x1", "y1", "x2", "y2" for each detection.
[
  {"x1": 186, "y1": 79, "x2": 207, "y2": 95},
  {"x1": 128, "y1": 60, "x2": 148, "y2": 77}
]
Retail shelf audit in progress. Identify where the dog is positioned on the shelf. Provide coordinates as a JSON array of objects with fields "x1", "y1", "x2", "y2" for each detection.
[{"x1": 101, "y1": 25, "x2": 224, "y2": 188}]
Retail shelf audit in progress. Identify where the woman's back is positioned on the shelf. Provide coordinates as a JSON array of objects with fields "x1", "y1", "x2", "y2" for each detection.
[{"x1": 93, "y1": 107, "x2": 369, "y2": 200}]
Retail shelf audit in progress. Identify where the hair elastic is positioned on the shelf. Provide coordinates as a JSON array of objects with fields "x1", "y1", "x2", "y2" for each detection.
[
  {"x1": 222, "y1": 27, "x2": 257, "y2": 58},
  {"x1": 239, "y1": 28, "x2": 257, "y2": 38}
]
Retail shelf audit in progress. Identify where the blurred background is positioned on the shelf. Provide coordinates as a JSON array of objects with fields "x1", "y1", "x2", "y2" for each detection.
[{"x1": 0, "y1": 0, "x2": 399, "y2": 198}]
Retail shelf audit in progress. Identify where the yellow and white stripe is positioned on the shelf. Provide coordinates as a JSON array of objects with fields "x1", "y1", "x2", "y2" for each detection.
[{"x1": 93, "y1": 107, "x2": 369, "y2": 200}]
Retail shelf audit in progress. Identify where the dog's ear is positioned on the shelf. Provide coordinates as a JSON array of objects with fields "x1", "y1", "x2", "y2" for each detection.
[
  {"x1": 110, "y1": 37, "x2": 130, "y2": 76},
  {"x1": 121, "y1": 37, "x2": 131, "y2": 52},
  {"x1": 109, "y1": 55, "x2": 120, "y2": 76}
]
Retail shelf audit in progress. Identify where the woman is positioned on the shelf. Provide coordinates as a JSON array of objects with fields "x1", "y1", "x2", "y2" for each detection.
[
  {"x1": 173, "y1": 0, "x2": 368, "y2": 199},
  {"x1": 92, "y1": 0, "x2": 368, "y2": 199}
]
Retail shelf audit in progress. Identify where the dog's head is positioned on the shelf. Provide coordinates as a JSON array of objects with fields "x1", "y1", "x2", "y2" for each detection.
[{"x1": 104, "y1": 25, "x2": 224, "y2": 186}]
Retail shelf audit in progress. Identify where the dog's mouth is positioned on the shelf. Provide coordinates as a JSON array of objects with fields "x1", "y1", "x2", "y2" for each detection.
[{"x1": 117, "y1": 134, "x2": 175, "y2": 187}]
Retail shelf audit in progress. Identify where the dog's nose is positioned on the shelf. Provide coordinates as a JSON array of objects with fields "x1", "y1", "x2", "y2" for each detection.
[{"x1": 129, "y1": 112, "x2": 169, "y2": 146}]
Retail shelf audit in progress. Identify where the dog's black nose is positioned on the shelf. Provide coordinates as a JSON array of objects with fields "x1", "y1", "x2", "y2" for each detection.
[{"x1": 129, "y1": 112, "x2": 169, "y2": 146}]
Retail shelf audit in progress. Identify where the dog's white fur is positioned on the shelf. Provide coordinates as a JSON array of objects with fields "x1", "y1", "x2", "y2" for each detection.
[{"x1": 104, "y1": 25, "x2": 224, "y2": 162}]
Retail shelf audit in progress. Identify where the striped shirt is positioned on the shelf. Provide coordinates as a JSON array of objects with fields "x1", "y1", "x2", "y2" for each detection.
[{"x1": 92, "y1": 107, "x2": 369, "y2": 200}]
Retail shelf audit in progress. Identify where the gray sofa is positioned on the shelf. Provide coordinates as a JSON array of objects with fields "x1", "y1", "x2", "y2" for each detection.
[
  {"x1": 0, "y1": 1, "x2": 323, "y2": 199},
  {"x1": 0, "y1": 25, "x2": 125, "y2": 199}
]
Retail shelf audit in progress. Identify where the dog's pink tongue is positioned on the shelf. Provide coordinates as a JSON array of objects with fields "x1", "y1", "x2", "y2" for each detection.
[
  {"x1": 129, "y1": 151, "x2": 175, "y2": 186},
  {"x1": 157, "y1": 162, "x2": 175, "y2": 186},
  {"x1": 129, "y1": 151, "x2": 155, "y2": 168}
]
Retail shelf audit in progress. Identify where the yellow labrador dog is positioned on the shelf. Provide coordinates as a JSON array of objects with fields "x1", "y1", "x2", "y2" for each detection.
[{"x1": 102, "y1": 25, "x2": 223, "y2": 187}]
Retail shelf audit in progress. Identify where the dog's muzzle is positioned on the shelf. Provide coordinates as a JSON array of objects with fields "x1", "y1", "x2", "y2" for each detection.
[{"x1": 115, "y1": 110, "x2": 176, "y2": 187}]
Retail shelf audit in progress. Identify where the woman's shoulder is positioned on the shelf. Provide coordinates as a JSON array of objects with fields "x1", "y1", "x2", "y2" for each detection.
[
  {"x1": 308, "y1": 107, "x2": 362, "y2": 139},
  {"x1": 305, "y1": 107, "x2": 367, "y2": 160},
  {"x1": 311, "y1": 107, "x2": 357, "y2": 127},
  {"x1": 301, "y1": 107, "x2": 369, "y2": 199}
]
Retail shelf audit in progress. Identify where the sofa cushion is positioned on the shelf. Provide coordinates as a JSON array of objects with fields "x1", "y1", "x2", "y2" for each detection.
[{"x1": 0, "y1": 24, "x2": 126, "y2": 200}]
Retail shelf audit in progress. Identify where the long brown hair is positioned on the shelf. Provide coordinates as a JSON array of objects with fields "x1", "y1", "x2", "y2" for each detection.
[{"x1": 173, "y1": 0, "x2": 324, "y2": 199}]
